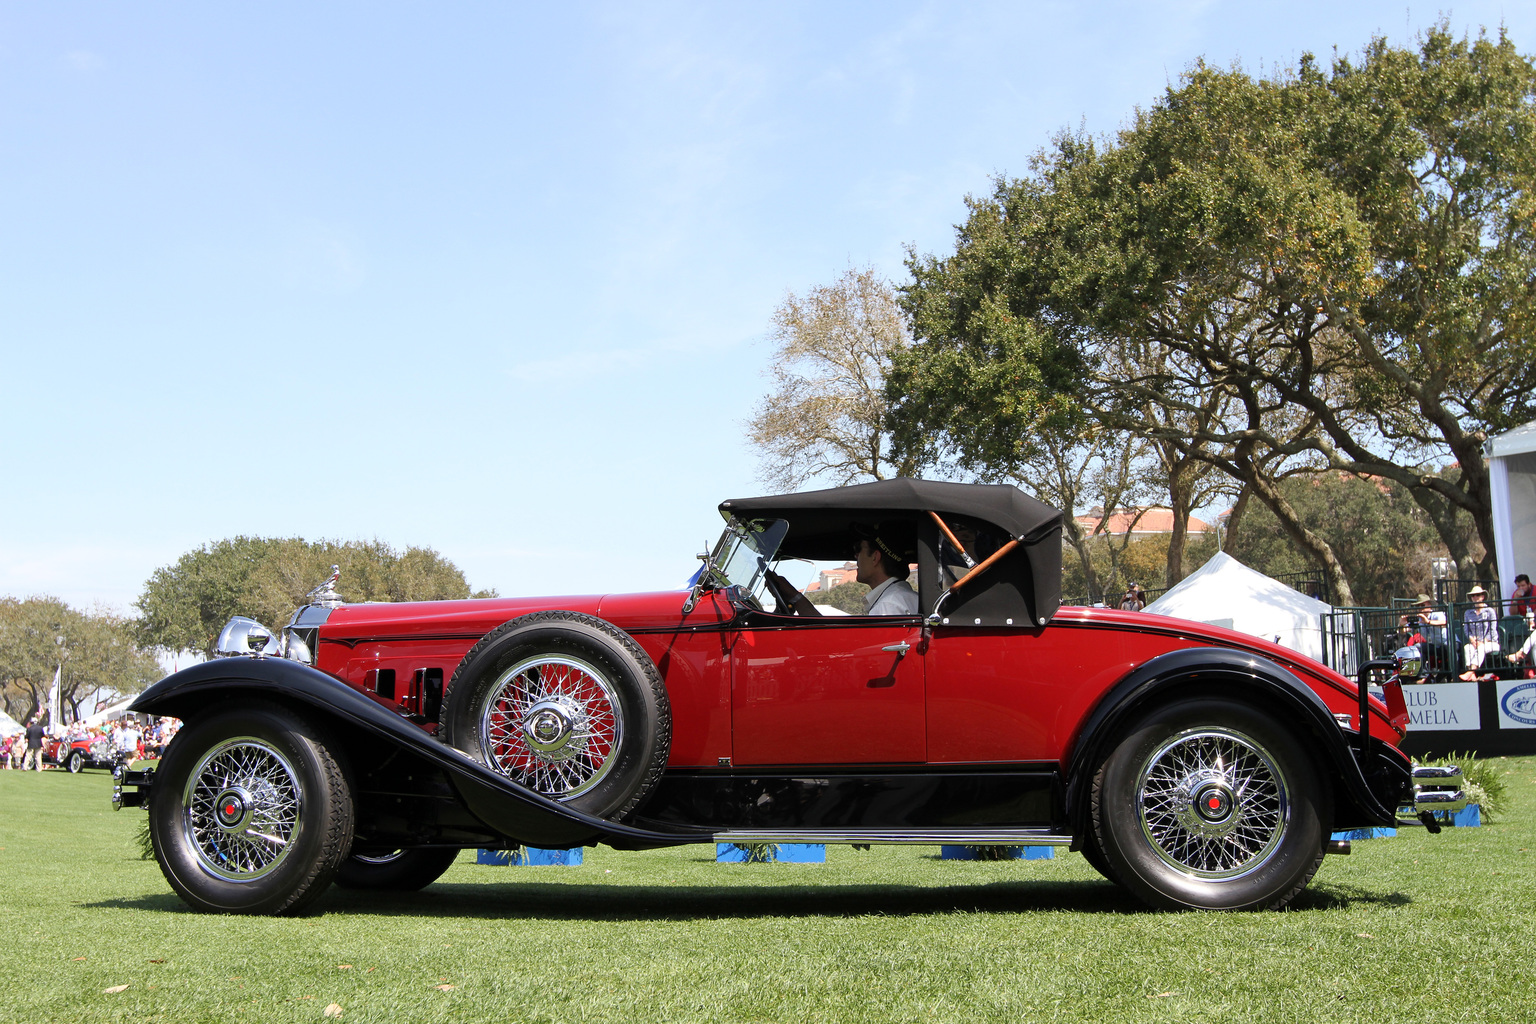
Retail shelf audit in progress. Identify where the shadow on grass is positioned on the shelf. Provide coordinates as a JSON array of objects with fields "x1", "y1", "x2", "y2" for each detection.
[
  {"x1": 88, "y1": 877, "x2": 1157, "y2": 920},
  {"x1": 87, "y1": 877, "x2": 1416, "y2": 921},
  {"x1": 1290, "y1": 883, "x2": 1414, "y2": 910}
]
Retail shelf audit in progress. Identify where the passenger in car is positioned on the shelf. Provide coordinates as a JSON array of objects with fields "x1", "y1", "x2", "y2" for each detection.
[{"x1": 854, "y1": 526, "x2": 919, "y2": 616}]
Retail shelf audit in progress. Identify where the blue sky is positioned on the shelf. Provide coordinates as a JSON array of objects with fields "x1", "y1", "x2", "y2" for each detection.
[{"x1": 3, "y1": 2, "x2": 1532, "y2": 615}]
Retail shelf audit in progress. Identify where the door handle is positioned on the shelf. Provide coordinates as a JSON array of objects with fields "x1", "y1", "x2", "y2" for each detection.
[{"x1": 882, "y1": 642, "x2": 911, "y2": 658}]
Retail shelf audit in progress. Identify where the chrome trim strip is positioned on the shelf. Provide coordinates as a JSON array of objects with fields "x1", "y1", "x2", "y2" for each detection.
[
  {"x1": 1408, "y1": 788, "x2": 1468, "y2": 811},
  {"x1": 1412, "y1": 765, "x2": 1464, "y2": 785},
  {"x1": 712, "y1": 828, "x2": 1073, "y2": 845}
]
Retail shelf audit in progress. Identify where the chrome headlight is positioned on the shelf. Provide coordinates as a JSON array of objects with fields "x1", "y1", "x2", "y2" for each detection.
[
  {"x1": 1394, "y1": 645, "x2": 1423, "y2": 681},
  {"x1": 215, "y1": 616, "x2": 278, "y2": 658}
]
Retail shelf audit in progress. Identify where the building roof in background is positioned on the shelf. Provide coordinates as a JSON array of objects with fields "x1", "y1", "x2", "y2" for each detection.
[{"x1": 1075, "y1": 507, "x2": 1212, "y2": 537}]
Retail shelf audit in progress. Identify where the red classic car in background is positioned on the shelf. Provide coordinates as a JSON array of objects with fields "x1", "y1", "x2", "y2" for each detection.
[
  {"x1": 45, "y1": 734, "x2": 122, "y2": 773},
  {"x1": 114, "y1": 480, "x2": 1464, "y2": 915}
]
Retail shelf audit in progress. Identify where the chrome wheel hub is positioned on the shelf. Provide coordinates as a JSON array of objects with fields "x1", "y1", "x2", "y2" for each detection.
[
  {"x1": 1137, "y1": 728, "x2": 1288, "y2": 879},
  {"x1": 214, "y1": 787, "x2": 256, "y2": 831},
  {"x1": 182, "y1": 738, "x2": 302, "y2": 882},
  {"x1": 481, "y1": 655, "x2": 622, "y2": 799},
  {"x1": 522, "y1": 696, "x2": 585, "y2": 758}
]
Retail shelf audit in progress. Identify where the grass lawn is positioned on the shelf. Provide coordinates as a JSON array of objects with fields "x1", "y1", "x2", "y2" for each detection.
[{"x1": 1, "y1": 759, "x2": 1533, "y2": 1024}]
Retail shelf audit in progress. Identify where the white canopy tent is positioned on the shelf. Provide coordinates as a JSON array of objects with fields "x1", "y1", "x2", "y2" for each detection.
[
  {"x1": 0, "y1": 710, "x2": 24, "y2": 738},
  {"x1": 1487, "y1": 420, "x2": 1536, "y2": 591},
  {"x1": 81, "y1": 696, "x2": 138, "y2": 729},
  {"x1": 1145, "y1": 551, "x2": 1333, "y2": 663}
]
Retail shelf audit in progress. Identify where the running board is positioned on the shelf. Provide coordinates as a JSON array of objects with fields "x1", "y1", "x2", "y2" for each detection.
[{"x1": 712, "y1": 828, "x2": 1073, "y2": 846}]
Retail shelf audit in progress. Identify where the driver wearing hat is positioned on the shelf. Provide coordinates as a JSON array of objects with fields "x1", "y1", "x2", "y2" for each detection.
[{"x1": 853, "y1": 524, "x2": 919, "y2": 616}]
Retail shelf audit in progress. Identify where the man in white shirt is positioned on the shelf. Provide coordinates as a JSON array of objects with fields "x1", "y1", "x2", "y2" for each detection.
[{"x1": 855, "y1": 529, "x2": 919, "y2": 616}]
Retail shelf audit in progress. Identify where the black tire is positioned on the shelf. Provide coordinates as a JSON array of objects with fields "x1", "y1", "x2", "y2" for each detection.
[
  {"x1": 440, "y1": 611, "x2": 671, "y2": 820},
  {"x1": 1091, "y1": 697, "x2": 1329, "y2": 911},
  {"x1": 1078, "y1": 832, "x2": 1120, "y2": 885},
  {"x1": 66, "y1": 750, "x2": 84, "y2": 774},
  {"x1": 148, "y1": 702, "x2": 354, "y2": 915},
  {"x1": 335, "y1": 847, "x2": 460, "y2": 891}
]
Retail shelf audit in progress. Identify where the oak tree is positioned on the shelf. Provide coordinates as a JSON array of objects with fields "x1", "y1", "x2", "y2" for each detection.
[{"x1": 895, "y1": 25, "x2": 1536, "y2": 603}]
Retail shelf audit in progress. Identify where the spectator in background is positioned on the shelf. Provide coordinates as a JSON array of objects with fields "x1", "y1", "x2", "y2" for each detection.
[
  {"x1": 22, "y1": 718, "x2": 46, "y2": 771},
  {"x1": 1509, "y1": 574, "x2": 1535, "y2": 617},
  {"x1": 1506, "y1": 627, "x2": 1536, "y2": 677},
  {"x1": 1, "y1": 733, "x2": 16, "y2": 769},
  {"x1": 118, "y1": 720, "x2": 142, "y2": 762},
  {"x1": 1401, "y1": 595, "x2": 1449, "y2": 673},
  {"x1": 1461, "y1": 585, "x2": 1500, "y2": 678},
  {"x1": 1119, "y1": 583, "x2": 1146, "y2": 612}
]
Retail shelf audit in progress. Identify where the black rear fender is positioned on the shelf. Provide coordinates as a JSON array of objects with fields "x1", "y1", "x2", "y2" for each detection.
[{"x1": 1063, "y1": 648, "x2": 1404, "y2": 841}]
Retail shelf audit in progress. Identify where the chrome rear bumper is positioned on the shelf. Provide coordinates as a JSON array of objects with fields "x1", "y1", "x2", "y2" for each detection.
[{"x1": 1397, "y1": 764, "x2": 1468, "y2": 823}]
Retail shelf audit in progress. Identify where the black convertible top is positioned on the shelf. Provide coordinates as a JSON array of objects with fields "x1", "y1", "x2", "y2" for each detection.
[
  {"x1": 719, "y1": 479, "x2": 1062, "y2": 548},
  {"x1": 719, "y1": 479, "x2": 1064, "y2": 626}
]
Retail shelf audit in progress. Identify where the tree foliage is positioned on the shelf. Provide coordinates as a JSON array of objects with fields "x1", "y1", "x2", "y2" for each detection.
[
  {"x1": 0, "y1": 597, "x2": 162, "y2": 724},
  {"x1": 134, "y1": 537, "x2": 495, "y2": 656},
  {"x1": 895, "y1": 25, "x2": 1536, "y2": 603},
  {"x1": 807, "y1": 581, "x2": 870, "y2": 614},
  {"x1": 1226, "y1": 471, "x2": 1473, "y2": 607},
  {"x1": 1062, "y1": 530, "x2": 1221, "y2": 606},
  {"x1": 750, "y1": 267, "x2": 922, "y2": 490}
]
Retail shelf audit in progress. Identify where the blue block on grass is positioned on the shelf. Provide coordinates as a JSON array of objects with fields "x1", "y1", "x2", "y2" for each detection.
[
  {"x1": 715, "y1": 843, "x2": 825, "y2": 863},
  {"x1": 477, "y1": 849, "x2": 514, "y2": 865},
  {"x1": 1330, "y1": 827, "x2": 1397, "y2": 841},
  {"x1": 1439, "y1": 803, "x2": 1481, "y2": 827},
  {"x1": 940, "y1": 845, "x2": 1055, "y2": 860},
  {"x1": 476, "y1": 847, "x2": 583, "y2": 866}
]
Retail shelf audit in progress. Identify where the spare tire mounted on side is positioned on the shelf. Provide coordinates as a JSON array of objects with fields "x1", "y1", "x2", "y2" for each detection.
[{"x1": 439, "y1": 611, "x2": 671, "y2": 821}]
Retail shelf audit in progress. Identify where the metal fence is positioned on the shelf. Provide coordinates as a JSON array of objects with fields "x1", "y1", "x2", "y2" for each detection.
[
  {"x1": 1269, "y1": 570, "x2": 1331, "y2": 605},
  {"x1": 1066, "y1": 570, "x2": 1320, "y2": 610},
  {"x1": 1322, "y1": 600, "x2": 1533, "y2": 680}
]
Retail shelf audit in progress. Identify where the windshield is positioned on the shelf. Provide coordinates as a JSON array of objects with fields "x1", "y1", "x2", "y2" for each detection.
[{"x1": 708, "y1": 517, "x2": 789, "y2": 599}]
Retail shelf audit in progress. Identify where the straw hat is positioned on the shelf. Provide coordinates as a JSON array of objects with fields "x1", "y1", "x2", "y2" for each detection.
[{"x1": 1467, "y1": 585, "x2": 1488, "y2": 597}]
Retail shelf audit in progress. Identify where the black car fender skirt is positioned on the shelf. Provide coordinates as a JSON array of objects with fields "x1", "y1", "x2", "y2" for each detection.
[
  {"x1": 1062, "y1": 647, "x2": 1400, "y2": 838},
  {"x1": 129, "y1": 659, "x2": 709, "y2": 850}
]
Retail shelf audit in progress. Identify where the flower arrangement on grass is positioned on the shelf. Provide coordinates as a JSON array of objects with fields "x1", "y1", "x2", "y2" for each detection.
[{"x1": 1418, "y1": 751, "x2": 1509, "y2": 821}]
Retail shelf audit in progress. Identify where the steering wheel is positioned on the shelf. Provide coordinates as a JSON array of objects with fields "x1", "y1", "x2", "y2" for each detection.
[{"x1": 761, "y1": 570, "x2": 798, "y2": 615}]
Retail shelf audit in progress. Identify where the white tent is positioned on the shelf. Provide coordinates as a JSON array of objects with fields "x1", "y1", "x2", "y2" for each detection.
[
  {"x1": 1144, "y1": 551, "x2": 1333, "y2": 662},
  {"x1": 0, "y1": 710, "x2": 24, "y2": 738},
  {"x1": 81, "y1": 696, "x2": 138, "y2": 729},
  {"x1": 1487, "y1": 420, "x2": 1536, "y2": 590}
]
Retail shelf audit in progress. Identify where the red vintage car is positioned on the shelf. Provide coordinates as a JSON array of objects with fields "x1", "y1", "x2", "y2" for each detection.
[
  {"x1": 114, "y1": 480, "x2": 1463, "y2": 915},
  {"x1": 45, "y1": 734, "x2": 121, "y2": 774}
]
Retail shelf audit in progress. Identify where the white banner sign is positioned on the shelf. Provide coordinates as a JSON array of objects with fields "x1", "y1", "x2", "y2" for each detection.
[
  {"x1": 1401, "y1": 682, "x2": 1480, "y2": 731},
  {"x1": 1497, "y1": 679, "x2": 1536, "y2": 730}
]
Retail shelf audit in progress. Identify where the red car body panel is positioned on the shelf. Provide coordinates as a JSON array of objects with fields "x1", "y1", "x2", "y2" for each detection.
[{"x1": 313, "y1": 590, "x2": 1403, "y2": 771}]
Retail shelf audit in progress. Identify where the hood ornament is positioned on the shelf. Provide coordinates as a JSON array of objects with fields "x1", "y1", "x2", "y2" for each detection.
[{"x1": 307, "y1": 565, "x2": 345, "y2": 608}]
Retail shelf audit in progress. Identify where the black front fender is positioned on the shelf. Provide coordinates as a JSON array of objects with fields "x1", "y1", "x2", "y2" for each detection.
[
  {"x1": 1062, "y1": 647, "x2": 1400, "y2": 839},
  {"x1": 130, "y1": 659, "x2": 710, "y2": 850}
]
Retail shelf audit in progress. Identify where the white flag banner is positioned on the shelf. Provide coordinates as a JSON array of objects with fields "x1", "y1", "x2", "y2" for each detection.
[{"x1": 48, "y1": 664, "x2": 61, "y2": 735}]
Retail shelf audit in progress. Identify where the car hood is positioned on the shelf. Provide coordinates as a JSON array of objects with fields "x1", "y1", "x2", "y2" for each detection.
[{"x1": 319, "y1": 589, "x2": 730, "y2": 642}]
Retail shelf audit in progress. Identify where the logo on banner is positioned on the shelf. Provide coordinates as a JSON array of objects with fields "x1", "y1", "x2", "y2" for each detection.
[{"x1": 1502, "y1": 682, "x2": 1536, "y2": 726}]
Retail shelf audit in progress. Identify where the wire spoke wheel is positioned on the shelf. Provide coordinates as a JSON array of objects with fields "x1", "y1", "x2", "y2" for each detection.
[
  {"x1": 1137, "y1": 729, "x2": 1287, "y2": 878},
  {"x1": 182, "y1": 738, "x2": 303, "y2": 881},
  {"x1": 441, "y1": 611, "x2": 671, "y2": 821},
  {"x1": 150, "y1": 703, "x2": 353, "y2": 915},
  {"x1": 480, "y1": 655, "x2": 622, "y2": 799},
  {"x1": 1093, "y1": 697, "x2": 1327, "y2": 911}
]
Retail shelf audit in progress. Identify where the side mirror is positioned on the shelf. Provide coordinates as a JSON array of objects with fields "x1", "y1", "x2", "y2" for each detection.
[{"x1": 1394, "y1": 645, "x2": 1423, "y2": 681}]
